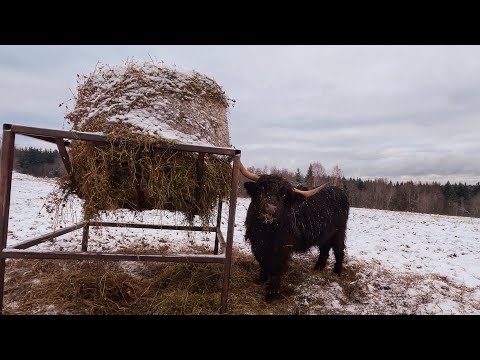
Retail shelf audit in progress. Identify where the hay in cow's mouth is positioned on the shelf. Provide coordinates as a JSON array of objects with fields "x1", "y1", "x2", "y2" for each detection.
[{"x1": 262, "y1": 212, "x2": 275, "y2": 224}]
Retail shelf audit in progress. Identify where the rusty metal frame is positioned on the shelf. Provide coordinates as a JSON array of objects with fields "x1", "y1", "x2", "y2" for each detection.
[{"x1": 0, "y1": 123, "x2": 241, "y2": 314}]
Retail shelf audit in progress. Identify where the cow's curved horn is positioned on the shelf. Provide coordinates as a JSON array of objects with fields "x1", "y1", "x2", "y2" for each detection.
[
  {"x1": 293, "y1": 183, "x2": 330, "y2": 197},
  {"x1": 239, "y1": 162, "x2": 260, "y2": 181}
]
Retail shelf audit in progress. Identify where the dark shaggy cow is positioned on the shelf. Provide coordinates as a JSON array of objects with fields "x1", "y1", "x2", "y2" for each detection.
[{"x1": 241, "y1": 165, "x2": 350, "y2": 301}]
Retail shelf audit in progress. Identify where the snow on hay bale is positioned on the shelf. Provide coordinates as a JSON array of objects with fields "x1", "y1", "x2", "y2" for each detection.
[{"x1": 59, "y1": 60, "x2": 235, "y2": 222}]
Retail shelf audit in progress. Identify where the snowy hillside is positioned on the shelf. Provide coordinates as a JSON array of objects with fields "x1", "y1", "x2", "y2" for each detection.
[{"x1": 3, "y1": 173, "x2": 480, "y2": 314}]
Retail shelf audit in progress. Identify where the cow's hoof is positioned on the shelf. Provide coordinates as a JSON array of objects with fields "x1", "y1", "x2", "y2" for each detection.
[
  {"x1": 265, "y1": 290, "x2": 280, "y2": 303},
  {"x1": 333, "y1": 266, "x2": 342, "y2": 276},
  {"x1": 313, "y1": 264, "x2": 326, "y2": 271}
]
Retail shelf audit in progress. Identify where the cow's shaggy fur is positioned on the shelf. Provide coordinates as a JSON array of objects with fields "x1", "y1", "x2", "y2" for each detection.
[{"x1": 244, "y1": 175, "x2": 350, "y2": 301}]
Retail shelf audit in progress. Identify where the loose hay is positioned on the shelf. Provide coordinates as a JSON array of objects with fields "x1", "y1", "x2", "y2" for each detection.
[
  {"x1": 64, "y1": 140, "x2": 232, "y2": 223},
  {"x1": 3, "y1": 249, "x2": 299, "y2": 315},
  {"x1": 4, "y1": 249, "x2": 478, "y2": 314},
  {"x1": 54, "y1": 60, "x2": 235, "y2": 224}
]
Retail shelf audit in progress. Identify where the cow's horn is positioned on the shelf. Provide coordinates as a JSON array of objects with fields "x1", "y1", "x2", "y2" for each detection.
[
  {"x1": 239, "y1": 162, "x2": 260, "y2": 181},
  {"x1": 293, "y1": 183, "x2": 330, "y2": 197}
]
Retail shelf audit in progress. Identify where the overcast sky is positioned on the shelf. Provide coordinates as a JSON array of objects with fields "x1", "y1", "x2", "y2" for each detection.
[{"x1": 0, "y1": 45, "x2": 479, "y2": 184}]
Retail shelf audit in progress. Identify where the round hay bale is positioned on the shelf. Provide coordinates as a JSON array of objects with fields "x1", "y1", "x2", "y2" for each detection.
[
  {"x1": 66, "y1": 61, "x2": 233, "y2": 147},
  {"x1": 58, "y1": 60, "x2": 235, "y2": 223}
]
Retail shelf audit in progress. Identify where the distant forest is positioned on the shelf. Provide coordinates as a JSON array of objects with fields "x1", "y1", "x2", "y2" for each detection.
[
  {"x1": 4, "y1": 147, "x2": 479, "y2": 218},
  {"x1": 239, "y1": 162, "x2": 480, "y2": 218},
  {"x1": 12, "y1": 147, "x2": 66, "y2": 178}
]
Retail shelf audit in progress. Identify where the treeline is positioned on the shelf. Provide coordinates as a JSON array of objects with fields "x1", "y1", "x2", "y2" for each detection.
[
  {"x1": 238, "y1": 163, "x2": 480, "y2": 218},
  {"x1": 13, "y1": 147, "x2": 65, "y2": 178},
  {"x1": 4, "y1": 147, "x2": 480, "y2": 218},
  {"x1": 345, "y1": 178, "x2": 480, "y2": 218}
]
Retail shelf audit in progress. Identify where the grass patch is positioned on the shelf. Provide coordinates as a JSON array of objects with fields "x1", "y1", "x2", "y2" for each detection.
[
  {"x1": 3, "y1": 248, "x2": 323, "y2": 315},
  {"x1": 5, "y1": 249, "x2": 475, "y2": 315}
]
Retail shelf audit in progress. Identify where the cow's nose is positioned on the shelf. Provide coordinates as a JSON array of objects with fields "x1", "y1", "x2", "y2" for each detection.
[{"x1": 265, "y1": 203, "x2": 277, "y2": 215}]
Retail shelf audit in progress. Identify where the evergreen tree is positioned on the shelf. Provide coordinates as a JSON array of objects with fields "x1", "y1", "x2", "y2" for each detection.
[
  {"x1": 442, "y1": 181, "x2": 455, "y2": 201},
  {"x1": 391, "y1": 185, "x2": 408, "y2": 211},
  {"x1": 357, "y1": 178, "x2": 365, "y2": 190},
  {"x1": 456, "y1": 182, "x2": 470, "y2": 200},
  {"x1": 305, "y1": 164, "x2": 313, "y2": 187},
  {"x1": 342, "y1": 176, "x2": 349, "y2": 199},
  {"x1": 13, "y1": 146, "x2": 63, "y2": 177},
  {"x1": 294, "y1": 168, "x2": 303, "y2": 183},
  {"x1": 473, "y1": 182, "x2": 480, "y2": 196}
]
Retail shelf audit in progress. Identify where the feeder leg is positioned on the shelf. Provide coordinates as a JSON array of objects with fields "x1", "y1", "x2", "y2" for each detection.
[
  {"x1": 82, "y1": 223, "x2": 90, "y2": 251},
  {"x1": 220, "y1": 155, "x2": 240, "y2": 314},
  {"x1": 0, "y1": 128, "x2": 15, "y2": 313},
  {"x1": 0, "y1": 260, "x2": 5, "y2": 313},
  {"x1": 214, "y1": 200, "x2": 223, "y2": 255}
]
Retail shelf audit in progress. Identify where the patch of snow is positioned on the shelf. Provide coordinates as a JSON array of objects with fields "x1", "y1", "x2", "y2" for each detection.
[{"x1": 4, "y1": 172, "x2": 480, "y2": 314}]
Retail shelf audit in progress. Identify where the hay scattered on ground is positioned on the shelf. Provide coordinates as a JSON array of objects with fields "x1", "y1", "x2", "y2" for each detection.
[
  {"x1": 5, "y1": 245, "x2": 476, "y2": 315},
  {"x1": 3, "y1": 249, "x2": 265, "y2": 315},
  {"x1": 293, "y1": 257, "x2": 480, "y2": 315}
]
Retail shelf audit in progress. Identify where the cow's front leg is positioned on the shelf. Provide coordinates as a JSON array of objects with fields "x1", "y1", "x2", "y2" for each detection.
[
  {"x1": 265, "y1": 245, "x2": 291, "y2": 302},
  {"x1": 266, "y1": 275, "x2": 281, "y2": 301},
  {"x1": 252, "y1": 246, "x2": 269, "y2": 284}
]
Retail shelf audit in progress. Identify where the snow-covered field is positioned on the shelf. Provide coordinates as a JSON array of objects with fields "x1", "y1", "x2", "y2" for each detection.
[{"x1": 4, "y1": 173, "x2": 480, "y2": 314}]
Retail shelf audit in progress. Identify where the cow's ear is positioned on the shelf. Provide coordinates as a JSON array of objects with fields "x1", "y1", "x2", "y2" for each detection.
[{"x1": 244, "y1": 181, "x2": 258, "y2": 196}]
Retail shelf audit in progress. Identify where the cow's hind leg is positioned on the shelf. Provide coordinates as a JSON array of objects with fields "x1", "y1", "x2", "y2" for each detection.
[
  {"x1": 332, "y1": 230, "x2": 346, "y2": 275},
  {"x1": 257, "y1": 264, "x2": 268, "y2": 284},
  {"x1": 314, "y1": 245, "x2": 330, "y2": 270}
]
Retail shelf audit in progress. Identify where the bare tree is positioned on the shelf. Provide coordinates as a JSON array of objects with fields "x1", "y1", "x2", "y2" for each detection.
[
  {"x1": 331, "y1": 165, "x2": 344, "y2": 188},
  {"x1": 269, "y1": 166, "x2": 280, "y2": 175},
  {"x1": 311, "y1": 161, "x2": 326, "y2": 187},
  {"x1": 471, "y1": 193, "x2": 480, "y2": 217}
]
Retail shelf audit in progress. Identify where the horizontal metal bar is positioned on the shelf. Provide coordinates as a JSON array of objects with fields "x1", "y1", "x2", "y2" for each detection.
[
  {"x1": 1, "y1": 249, "x2": 226, "y2": 263},
  {"x1": 5, "y1": 124, "x2": 240, "y2": 156},
  {"x1": 9, "y1": 222, "x2": 87, "y2": 249},
  {"x1": 89, "y1": 222, "x2": 216, "y2": 232},
  {"x1": 6, "y1": 124, "x2": 108, "y2": 143},
  {"x1": 147, "y1": 142, "x2": 240, "y2": 156}
]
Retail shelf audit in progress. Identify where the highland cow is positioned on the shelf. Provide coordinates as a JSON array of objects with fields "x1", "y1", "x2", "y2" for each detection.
[{"x1": 240, "y1": 164, "x2": 350, "y2": 301}]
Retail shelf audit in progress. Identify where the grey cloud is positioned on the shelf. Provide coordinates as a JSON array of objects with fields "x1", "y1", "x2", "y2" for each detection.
[{"x1": 0, "y1": 45, "x2": 479, "y2": 184}]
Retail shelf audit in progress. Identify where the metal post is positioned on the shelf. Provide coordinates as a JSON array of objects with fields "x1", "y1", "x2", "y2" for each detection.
[
  {"x1": 214, "y1": 199, "x2": 223, "y2": 255},
  {"x1": 0, "y1": 127, "x2": 15, "y2": 313},
  {"x1": 81, "y1": 223, "x2": 90, "y2": 251},
  {"x1": 55, "y1": 138, "x2": 76, "y2": 188},
  {"x1": 0, "y1": 124, "x2": 242, "y2": 314},
  {"x1": 219, "y1": 154, "x2": 240, "y2": 314}
]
